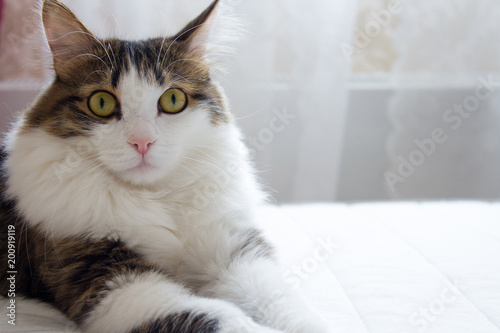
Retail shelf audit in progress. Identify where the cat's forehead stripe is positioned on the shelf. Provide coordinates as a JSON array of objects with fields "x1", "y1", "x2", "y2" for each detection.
[{"x1": 109, "y1": 39, "x2": 166, "y2": 88}]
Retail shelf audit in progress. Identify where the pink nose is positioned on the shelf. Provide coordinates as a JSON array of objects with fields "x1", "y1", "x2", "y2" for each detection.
[{"x1": 128, "y1": 137, "x2": 156, "y2": 156}]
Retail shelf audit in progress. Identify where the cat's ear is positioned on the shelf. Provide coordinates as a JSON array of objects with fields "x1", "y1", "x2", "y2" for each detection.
[
  {"x1": 173, "y1": 0, "x2": 220, "y2": 54},
  {"x1": 42, "y1": 0, "x2": 98, "y2": 73}
]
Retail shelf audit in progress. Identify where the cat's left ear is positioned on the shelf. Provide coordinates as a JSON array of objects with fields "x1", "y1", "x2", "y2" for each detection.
[
  {"x1": 42, "y1": 0, "x2": 99, "y2": 73},
  {"x1": 173, "y1": 0, "x2": 219, "y2": 53}
]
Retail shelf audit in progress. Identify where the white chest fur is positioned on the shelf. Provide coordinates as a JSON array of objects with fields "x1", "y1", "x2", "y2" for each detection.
[{"x1": 5, "y1": 125, "x2": 263, "y2": 279}]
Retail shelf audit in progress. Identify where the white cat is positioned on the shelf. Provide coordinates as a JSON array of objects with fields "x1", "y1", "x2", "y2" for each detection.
[{"x1": 0, "y1": 1, "x2": 330, "y2": 332}]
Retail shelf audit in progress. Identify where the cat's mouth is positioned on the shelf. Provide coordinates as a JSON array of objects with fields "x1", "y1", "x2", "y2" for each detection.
[
  {"x1": 110, "y1": 158, "x2": 165, "y2": 186},
  {"x1": 105, "y1": 150, "x2": 171, "y2": 185},
  {"x1": 127, "y1": 160, "x2": 155, "y2": 173}
]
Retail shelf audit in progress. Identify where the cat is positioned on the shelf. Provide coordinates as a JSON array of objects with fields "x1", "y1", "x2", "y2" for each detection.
[{"x1": 0, "y1": 1, "x2": 330, "y2": 332}]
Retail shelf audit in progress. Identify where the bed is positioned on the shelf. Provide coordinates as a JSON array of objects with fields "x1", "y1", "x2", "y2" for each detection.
[{"x1": 1, "y1": 201, "x2": 500, "y2": 332}]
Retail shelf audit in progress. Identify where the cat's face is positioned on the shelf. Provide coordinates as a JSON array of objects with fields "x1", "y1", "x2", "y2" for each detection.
[{"x1": 23, "y1": 0, "x2": 228, "y2": 186}]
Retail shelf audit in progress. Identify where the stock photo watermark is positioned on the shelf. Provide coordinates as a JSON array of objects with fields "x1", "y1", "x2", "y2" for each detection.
[
  {"x1": 6, "y1": 13, "x2": 39, "y2": 55},
  {"x1": 402, "y1": 279, "x2": 463, "y2": 333},
  {"x1": 176, "y1": 106, "x2": 296, "y2": 222},
  {"x1": 5, "y1": 224, "x2": 17, "y2": 326},
  {"x1": 385, "y1": 74, "x2": 500, "y2": 191},
  {"x1": 283, "y1": 236, "x2": 340, "y2": 290},
  {"x1": 340, "y1": 0, "x2": 414, "y2": 63},
  {"x1": 247, "y1": 107, "x2": 296, "y2": 159},
  {"x1": 247, "y1": 235, "x2": 339, "y2": 330}
]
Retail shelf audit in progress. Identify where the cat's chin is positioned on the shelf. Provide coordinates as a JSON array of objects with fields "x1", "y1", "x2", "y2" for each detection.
[{"x1": 117, "y1": 162, "x2": 168, "y2": 187}]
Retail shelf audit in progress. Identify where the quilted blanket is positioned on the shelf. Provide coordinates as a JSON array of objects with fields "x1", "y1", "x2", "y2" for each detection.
[{"x1": 1, "y1": 202, "x2": 499, "y2": 332}]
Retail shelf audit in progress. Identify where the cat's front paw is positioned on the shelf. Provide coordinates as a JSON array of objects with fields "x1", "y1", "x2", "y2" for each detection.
[{"x1": 127, "y1": 311, "x2": 282, "y2": 333}]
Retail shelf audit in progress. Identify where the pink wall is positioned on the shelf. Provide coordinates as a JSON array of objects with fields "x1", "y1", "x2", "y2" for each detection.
[{"x1": 0, "y1": 0, "x2": 3, "y2": 41}]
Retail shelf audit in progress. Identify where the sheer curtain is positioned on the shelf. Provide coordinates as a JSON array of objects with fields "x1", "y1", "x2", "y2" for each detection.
[
  {"x1": 4, "y1": 1, "x2": 500, "y2": 202},
  {"x1": 223, "y1": 1, "x2": 357, "y2": 202},
  {"x1": 386, "y1": 0, "x2": 500, "y2": 199},
  {"x1": 0, "y1": 0, "x2": 358, "y2": 203},
  {"x1": 0, "y1": 0, "x2": 47, "y2": 83}
]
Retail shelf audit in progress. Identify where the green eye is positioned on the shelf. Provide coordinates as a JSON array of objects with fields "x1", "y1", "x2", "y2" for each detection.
[
  {"x1": 159, "y1": 88, "x2": 187, "y2": 114},
  {"x1": 88, "y1": 91, "x2": 117, "y2": 117}
]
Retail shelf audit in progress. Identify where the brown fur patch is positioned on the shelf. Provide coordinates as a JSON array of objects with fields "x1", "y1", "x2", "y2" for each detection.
[
  {"x1": 129, "y1": 312, "x2": 220, "y2": 333},
  {"x1": 0, "y1": 217, "x2": 162, "y2": 324}
]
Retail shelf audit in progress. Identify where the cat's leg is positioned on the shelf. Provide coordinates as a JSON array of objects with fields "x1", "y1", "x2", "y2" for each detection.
[
  {"x1": 81, "y1": 271, "x2": 282, "y2": 333},
  {"x1": 20, "y1": 227, "x2": 280, "y2": 333},
  {"x1": 197, "y1": 230, "x2": 331, "y2": 333}
]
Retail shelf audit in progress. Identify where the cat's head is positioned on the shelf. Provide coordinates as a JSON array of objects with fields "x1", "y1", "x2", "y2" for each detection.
[{"x1": 21, "y1": 0, "x2": 233, "y2": 186}]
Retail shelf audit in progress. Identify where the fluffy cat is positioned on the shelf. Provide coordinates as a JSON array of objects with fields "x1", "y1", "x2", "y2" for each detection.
[{"x1": 0, "y1": 1, "x2": 330, "y2": 332}]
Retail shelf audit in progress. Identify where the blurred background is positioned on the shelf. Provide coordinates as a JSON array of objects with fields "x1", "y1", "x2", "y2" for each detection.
[{"x1": 1, "y1": 0, "x2": 500, "y2": 203}]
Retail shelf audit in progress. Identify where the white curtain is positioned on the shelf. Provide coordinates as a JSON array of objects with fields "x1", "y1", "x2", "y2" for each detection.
[
  {"x1": 0, "y1": 0, "x2": 47, "y2": 84},
  {"x1": 222, "y1": 1, "x2": 357, "y2": 202},
  {"x1": 386, "y1": 0, "x2": 500, "y2": 199},
  {"x1": 0, "y1": 0, "x2": 358, "y2": 203}
]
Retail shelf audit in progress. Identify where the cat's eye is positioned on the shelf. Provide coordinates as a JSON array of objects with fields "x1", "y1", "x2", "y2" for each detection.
[
  {"x1": 159, "y1": 88, "x2": 187, "y2": 114},
  {"x1": 88, "y1": 91, "x2": 117, "y2": 118}
]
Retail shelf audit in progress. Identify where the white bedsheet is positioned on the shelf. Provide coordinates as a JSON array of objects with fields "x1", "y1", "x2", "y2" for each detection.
[{"x1": 2, "y1": 202, "x2": 500, "y2": 332}]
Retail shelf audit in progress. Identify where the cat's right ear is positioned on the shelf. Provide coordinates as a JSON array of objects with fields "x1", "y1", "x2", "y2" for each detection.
[
  {"x1": 42, "y1": 0, "x2": 97, "y2": 73},
  {"x1": 172, "y1": 0, "x2": 219, "y2": 55}
]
